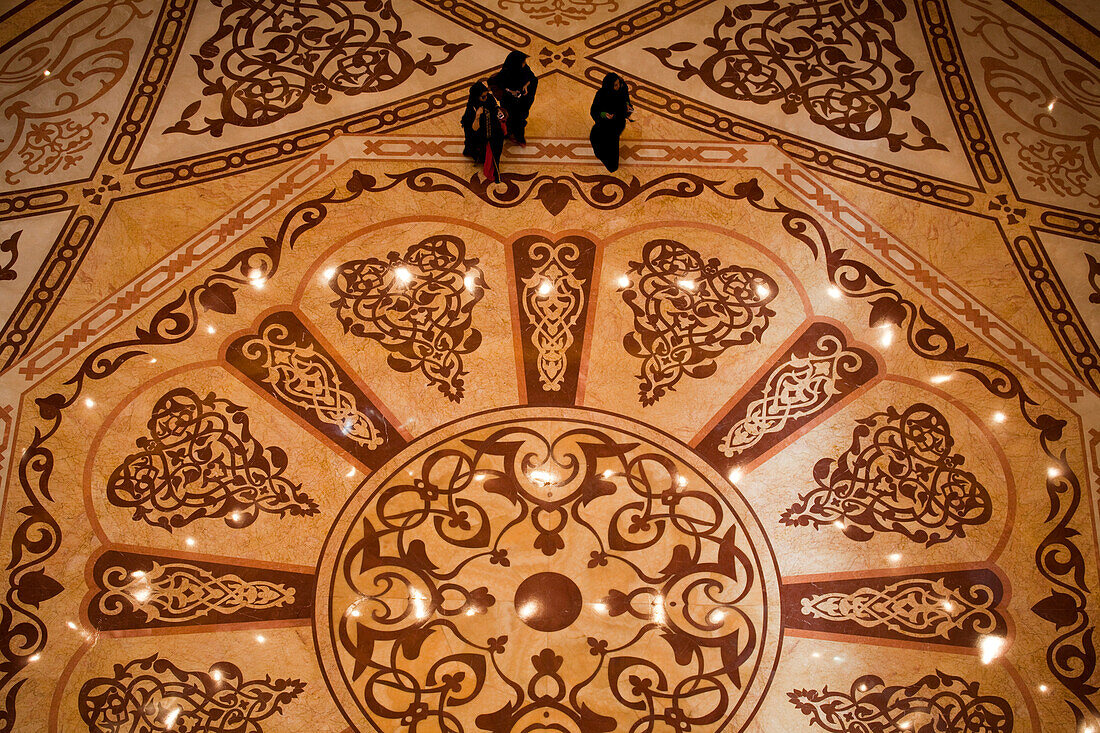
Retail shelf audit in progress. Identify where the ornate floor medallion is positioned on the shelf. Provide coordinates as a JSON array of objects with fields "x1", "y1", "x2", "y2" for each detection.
[
  {"x1": 3, "y1": 0, "x2": 1099, "y2": 724},
  {"x1": 315, "y1": 407, "x2": 781, "y2": 732}
]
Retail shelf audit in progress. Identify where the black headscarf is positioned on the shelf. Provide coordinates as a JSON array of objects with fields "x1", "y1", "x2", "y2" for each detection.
[
  {"x1": 593, "y1": 73, "x2": 631, "y2": 120},
  {"x1": 492, "y1": 51, "x2": 534, "y2": 92},
  {"x1": 462, "y1": 81, "x2": 490, "y2": 127}
]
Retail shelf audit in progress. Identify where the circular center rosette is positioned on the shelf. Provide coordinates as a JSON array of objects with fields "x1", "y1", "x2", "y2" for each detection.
[{"x1": 315, "y1": 407, "x2": 781, "y2": 732}]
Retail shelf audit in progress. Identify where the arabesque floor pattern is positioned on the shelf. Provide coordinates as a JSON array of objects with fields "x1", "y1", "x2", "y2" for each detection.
[{"x1": 0, "y1": 0, "x2": 1098, "y2": 731}]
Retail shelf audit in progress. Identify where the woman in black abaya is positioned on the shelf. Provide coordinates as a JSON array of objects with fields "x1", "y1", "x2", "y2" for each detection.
[
  {"x1": 460, "y1": 81, "x2": 506, "y2": 182},
  {"x1": 589, "y1": 73, "x2": 633, "y2": 172},
  {"x1": 489, "y1": 51, "x2": 538, "y2": 145}
]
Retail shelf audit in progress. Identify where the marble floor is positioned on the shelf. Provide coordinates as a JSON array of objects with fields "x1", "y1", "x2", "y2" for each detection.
[{"x1": 0, "y1": 0, "x2": 1098, "y2": 730}]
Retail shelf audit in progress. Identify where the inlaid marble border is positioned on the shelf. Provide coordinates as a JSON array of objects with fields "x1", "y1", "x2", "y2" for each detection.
[{"x1": 5, "y1": 138, "x2": 1086, "y2": 411}]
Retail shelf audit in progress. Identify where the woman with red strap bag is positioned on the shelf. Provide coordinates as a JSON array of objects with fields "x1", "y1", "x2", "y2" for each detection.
[{"x1": 461, "y1": 80, "x2": 507, "y2": 183}]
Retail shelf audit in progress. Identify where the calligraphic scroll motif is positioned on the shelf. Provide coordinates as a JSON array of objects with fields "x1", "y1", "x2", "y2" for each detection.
[
  {"x1": 644, "y1": 1, "x2": 947, "y2": 152},
  {"x1": 106, "y1": 388, "x2": 317, "y2": 531},
  {"x1": 620, "y1": 239, "x2": 778, "y2": 405},
  {"x1": 226, "y1": 311, "x2": 405, "y2": 469},
  {"x1": 694, "y1": 321, "x2": 878, "y2": 469},
  {"x1": 0, "y1": 0, "x2": 155, "y2": 186},
  {"x1": 79, "y1": 655, "x2": 304, "y2": 732},
  {"x1": 789, "y1": 671, "x2": 1013, "y2": 732},
  {"x1": 330, "y1": 235, "x2": 486, "y2": 402},
  {"x1": 781, "y1": 404, "x2": 993, "y2": 546},
  {"x1": 512, "y1": 235, "x2": 597, "y2": 404},
  {"x1": 960, "y1": 0, "x2": 1100, "y2": 210},
  {"x1": 497, "y1": 0, "x2": 619, "y2": 28},
  {"x1": 97, "y1": 561, "x2": 294, "y2": 623},
  {"x1": 166, "y1": 0, "x2": 470, "y2": 136}
]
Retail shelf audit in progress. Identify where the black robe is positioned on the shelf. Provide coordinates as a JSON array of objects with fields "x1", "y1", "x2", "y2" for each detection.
[
  {"x1": 490, "y1": 51, "x2": 538, "y2": 144},
  {"x1": 461, "y1": 84, "x2": 483, "y2": 160},
  {"x1": 461, "y1": 83, "x2": 506, "y2": 181},
  {"x1": 590, "y1": 75, "x2": 632, "y2": 172}
]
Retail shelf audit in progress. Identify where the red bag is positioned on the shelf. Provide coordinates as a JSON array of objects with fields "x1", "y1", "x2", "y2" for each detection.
[{"x1": 483, "y1": 144, "x2": 496, "y2": 181}]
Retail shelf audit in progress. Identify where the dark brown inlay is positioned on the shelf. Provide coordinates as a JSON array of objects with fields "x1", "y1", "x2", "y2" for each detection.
[
  {"x1": 79, "y1": 654, "x2": 305, "y2": 729},
  {"x1": 165, "y1": 1, "x2": 470, "y2": 136},
  {"x1": 225, "y1": 310, "x2": 406, "y2": 470},
  {"x1": 329, "y1": 234, "x2": 486, "y2": 403},
  {"x1": 105, "y1": 387, "x2": 318, "y2": 531},
  {"x1": 780, "y1": 568, "x2": 1006, "y2": 647},
  {"x1": 316, "y1": 410, "x2": 779, "y2": 732},
  {"x1": 643, "y1": 0, "x2": 948, "y2": 152},
  {"x1": 88, "y1": 550, "x2": 315, "y2": 631},
  {"x1": 513, "y1": 572, "x2": 583, "y2": 632},
  {"x1": 780, "y1": 403, "x2": 993, "y2": 546},
  {"x1": 695, "y1": 320, "x2": 878, "y2": 469},
  {"x1": 510, "y1": 234, "x2": 597, "y2": 406}
]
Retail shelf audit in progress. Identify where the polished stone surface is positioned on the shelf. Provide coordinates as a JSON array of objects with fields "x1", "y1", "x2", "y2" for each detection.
[{"x1": 0, "y1": 0, "x2": 1097, "y2": 731}]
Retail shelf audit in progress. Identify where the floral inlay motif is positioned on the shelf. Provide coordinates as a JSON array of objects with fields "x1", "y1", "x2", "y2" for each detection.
[
  {"x1": 106, "y1": 387, "x2": 318, "y2": 531},
  {"x1": 0, "y1": 0, "x2": 154, "y2": 185},
  {"x1": 789, "y1": 671, "x2": 1013, "y2": 732},
  {"x1": 96, "y1": 561, "x2": 295, "y2": 623},
  {"x1": 620, "y1": 238, "x2": 777, "y2": 405},
  {"x1": 315, "y1": 409, "x2": 779, "y2": 733},
  {"x1": 228, "y1": 311, "x2": 387, "y2": 449},
  {"x1": 718, "y1": 329, "x2": 868, "y2": 460},
  {"x1": 497, "y1": 0, "x2": 619, "y2": 27},
  {"x1": 83, "y1": 173, "x2": 122, "y2": 205},
  {"x1": 644, "y1": 0, "x2": 947, "y2": 151},
  {"x1": 800, "y1": 577, "x2": 998, "y2": 640},
  {"x1": 330, "y1": 234, "x2": 486, "y2": 402},
  {"x1": 166, "y1": 0, "x2": 470, "y2": 136},
  {"x1": 518, "y1": 237, "x2": 588, "y2": 392},
  {"x1": 961, "y1": 0, "x2": 1100, "y2": 209},
  {"x1": 79, "y1": 655, "x2": 304, "y2": 732},
  {"x1": 781, "y1": 404, "x2": 992, "y2": 545},
  {"x1": 6, "y1": 114, "x2": 109, "y2": 185}
]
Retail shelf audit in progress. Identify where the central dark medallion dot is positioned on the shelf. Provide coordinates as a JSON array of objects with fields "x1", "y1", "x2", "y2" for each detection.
[{"x1": 513, "y1": 572, "x2": 582, "y2": 632}]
